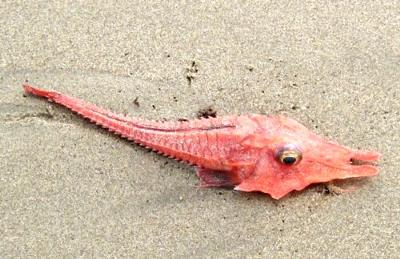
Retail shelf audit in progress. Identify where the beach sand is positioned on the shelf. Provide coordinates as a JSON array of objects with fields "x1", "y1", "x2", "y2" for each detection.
[{"x1": 1, "y1": 1, "x2": 399, "y2": 257}]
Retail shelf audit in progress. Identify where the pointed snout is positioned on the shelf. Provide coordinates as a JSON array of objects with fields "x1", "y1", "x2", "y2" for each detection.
[{"x1": 347, "y1": 150, "x2": 380, "y2": 177}]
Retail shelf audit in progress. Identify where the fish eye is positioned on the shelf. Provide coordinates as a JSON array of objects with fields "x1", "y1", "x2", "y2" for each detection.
[{"x1": 276, "y1": 145, "x2": 302, "y2": 165}]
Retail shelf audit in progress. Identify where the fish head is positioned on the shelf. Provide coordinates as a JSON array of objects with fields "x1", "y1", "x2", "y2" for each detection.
[{"x1": 236, "y1": 115, "x2": 380, "y2": 199}]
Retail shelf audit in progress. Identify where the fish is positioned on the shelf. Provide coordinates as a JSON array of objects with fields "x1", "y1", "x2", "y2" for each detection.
[{"x1": 22, "y1": 84, "x2": 380, "y2": 199}]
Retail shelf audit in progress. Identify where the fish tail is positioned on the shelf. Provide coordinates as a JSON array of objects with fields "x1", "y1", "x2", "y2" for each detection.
[{"x1": 23, "y1": 83, "x2": 134, "y2": 138}]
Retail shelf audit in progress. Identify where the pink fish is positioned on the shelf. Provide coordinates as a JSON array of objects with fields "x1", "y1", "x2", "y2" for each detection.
[{"x1": 23, "y1": 84, "x2": 380, "y2": 199}]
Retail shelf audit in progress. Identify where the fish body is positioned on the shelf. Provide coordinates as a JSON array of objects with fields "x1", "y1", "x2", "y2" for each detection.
[{"x1": 23, "y1": 84, "x2": 380, "y2": 199}]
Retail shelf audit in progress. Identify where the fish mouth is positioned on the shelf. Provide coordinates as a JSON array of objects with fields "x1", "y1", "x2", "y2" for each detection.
[
  {"x1": 350, "y1": 150, "x2": 380, "y2": 165},
  {"x1": 350, "y1": 158, "x2": 378, "y2": 166},
  {"x1": 347, "y1": 151, "x2": 380, "y2": 177}
]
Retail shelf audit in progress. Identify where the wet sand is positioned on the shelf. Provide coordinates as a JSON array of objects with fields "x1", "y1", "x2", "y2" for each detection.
[{"x1": 1, "y1": 1, "x2": 399, "y2": 257}]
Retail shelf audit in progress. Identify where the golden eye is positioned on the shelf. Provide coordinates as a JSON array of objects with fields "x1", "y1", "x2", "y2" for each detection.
[{"x1": 277, "y1": 146, "x2": 302, "y2": 165}]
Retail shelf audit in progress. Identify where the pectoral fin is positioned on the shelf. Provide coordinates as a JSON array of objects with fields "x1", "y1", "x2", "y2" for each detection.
[{"x1": 196, "y1": 167, "x2": 240, "y2": 187}]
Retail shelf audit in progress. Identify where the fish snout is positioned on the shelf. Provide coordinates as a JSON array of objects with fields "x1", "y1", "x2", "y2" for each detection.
[{"x1": 348, "y1": 150, "x2": 380, "y2": 177}]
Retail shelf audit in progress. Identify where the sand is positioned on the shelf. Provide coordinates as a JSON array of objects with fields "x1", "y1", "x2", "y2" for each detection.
[{"x1": 1, "y1": 1, "x2": 399, "y2": 257}]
